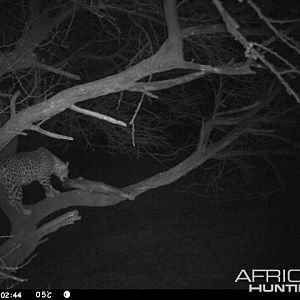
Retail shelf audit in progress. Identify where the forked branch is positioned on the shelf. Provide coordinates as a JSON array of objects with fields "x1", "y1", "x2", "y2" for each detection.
[{"x1": 0, "y1": 103, "x2": 261, "y2": 288}]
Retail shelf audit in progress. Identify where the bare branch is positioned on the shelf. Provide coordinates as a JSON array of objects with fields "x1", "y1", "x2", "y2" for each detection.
[
  {"x1": 9, "y1": 91, "x2": 20, "y2": 118},
  {"x1": 247, "y1": 0, "x2": 300, "y2": 54},
  {"x1": 37, "y1": 63, "x2": 81, "y2": 81},
  {"x1": 212, "y1": 0, "x2": 300, "y2": 102},
  {"x1": 29, "y1": 125, "x2": 74, "y2": 141},
  {"x1": 70, "y1": 104, "x2": 127, "y2": 127}
]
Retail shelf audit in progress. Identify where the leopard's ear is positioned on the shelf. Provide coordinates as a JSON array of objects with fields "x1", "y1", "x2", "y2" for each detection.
[{"x1": 65, "y1": 161, "x2": 69, "y2": 167}]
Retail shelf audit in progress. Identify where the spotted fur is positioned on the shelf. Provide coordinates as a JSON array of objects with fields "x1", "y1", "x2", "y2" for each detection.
[{"x1": 0, "y1": 147, "x2": 69, "y2": 215}]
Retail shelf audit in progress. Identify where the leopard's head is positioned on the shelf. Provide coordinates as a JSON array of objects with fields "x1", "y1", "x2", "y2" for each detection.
[{"x1": 54, "y1": 160, "x2": 69, "y2": 181}]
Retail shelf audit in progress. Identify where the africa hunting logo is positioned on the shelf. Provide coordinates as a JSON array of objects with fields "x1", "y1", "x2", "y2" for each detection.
[{"x1": 235, "y1": 269, "x2": 300, "y2": 292}]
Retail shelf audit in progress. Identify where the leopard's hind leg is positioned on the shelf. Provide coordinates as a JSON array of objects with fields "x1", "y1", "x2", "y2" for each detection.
[{"x1": 8, "y1": 184, "x2": 32, "y2": 215}]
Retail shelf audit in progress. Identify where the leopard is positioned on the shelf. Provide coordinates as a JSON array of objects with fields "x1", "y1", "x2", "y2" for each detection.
[{"x1": 0, "y1": 147, "x2": 69, "y2": 215}]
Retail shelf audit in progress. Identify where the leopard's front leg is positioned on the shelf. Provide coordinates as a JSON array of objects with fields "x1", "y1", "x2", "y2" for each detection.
[{"x1": 39, "y1": 175, "x2": 60, "y2": 198}]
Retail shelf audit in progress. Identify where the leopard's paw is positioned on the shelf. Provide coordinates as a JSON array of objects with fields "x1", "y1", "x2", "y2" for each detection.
[
  {"x1": 46, "y1": 189, "x2": 60, "y2": 198},
  {"x1": 22, "y1": 208, "x2": 32, "y2": 215}
]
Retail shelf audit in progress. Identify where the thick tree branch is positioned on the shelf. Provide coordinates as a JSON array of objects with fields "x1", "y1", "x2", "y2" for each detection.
[
  {"x1": 0, "y1": 29, "x2": 256, "y2": 152},
  {"x1": 0, "y1": 0, "x2": 264, "y2": 151}
]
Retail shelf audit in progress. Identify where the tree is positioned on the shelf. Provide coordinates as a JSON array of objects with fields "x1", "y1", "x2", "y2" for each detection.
[{"x1": 0, "y1": 0, "x2": 299, "y2": 287}]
